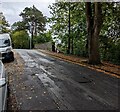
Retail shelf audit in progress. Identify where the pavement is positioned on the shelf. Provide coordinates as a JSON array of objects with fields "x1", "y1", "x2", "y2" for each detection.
[{"x1": 4, "y1": 49, "x2": 120, "y2": 111}]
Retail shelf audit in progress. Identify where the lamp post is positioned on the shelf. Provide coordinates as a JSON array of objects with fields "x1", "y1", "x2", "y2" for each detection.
[
  {"x1": 29, "y1": 33, "x2": 32, "y2": 49},
  {"x1": 28, "y1": 22, "x2": 33, "y2": 49}
]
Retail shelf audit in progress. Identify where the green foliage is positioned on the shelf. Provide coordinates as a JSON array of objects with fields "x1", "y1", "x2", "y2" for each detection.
[
  {"x1": 34, "y1": 31, "x2": 52, "y2": 44},
  {"x1": 20, "y1": 5, "x2": 46, "y2": 48},
  {"x1": 11, "y1": 6, "x2": 47, "y2": 49},
  {"x1": 0, "y1": 12, "x2": 10, "y2": 33},
  {"x1": 48, "y1": 2, "x2": 120, "y2": 64},
  {"x1": 11, "y1": 30, "x2": 29, "y2": 49},
  {"x1": 49, "y1": 2, "x2": 87, "y2": 56},
  {"x1": 19, "y1": 5, "x2": 46, "y2": 35},
  {"x1": 100, "y1": 2, "x2": 120, "y2": 64},
  {"x1": 11, "y1": 21, "x2": 27, "y2": 31}
]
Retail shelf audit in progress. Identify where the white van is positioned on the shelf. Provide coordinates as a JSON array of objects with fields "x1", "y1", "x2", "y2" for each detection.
[{"x1": 0, "y1": 33, "x2": 14, "y2": 61}]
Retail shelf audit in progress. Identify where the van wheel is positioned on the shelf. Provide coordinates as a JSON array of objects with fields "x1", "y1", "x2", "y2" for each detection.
[
  {"x1": 9, "y1": 52, "x2": 14, "y2": 62},
  {"x1": 10, "y1": 56, "x2": 14, "y2": 61}
]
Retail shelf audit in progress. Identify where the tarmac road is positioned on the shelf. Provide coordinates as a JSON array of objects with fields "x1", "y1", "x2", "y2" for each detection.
[{"x1": 11, "y1": 49, "x2": 119, "y2": 110}]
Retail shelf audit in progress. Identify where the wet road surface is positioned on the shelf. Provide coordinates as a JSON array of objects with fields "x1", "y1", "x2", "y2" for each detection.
[{"x1": 13, "y1": 49, "x2": 119, "y2": 110}]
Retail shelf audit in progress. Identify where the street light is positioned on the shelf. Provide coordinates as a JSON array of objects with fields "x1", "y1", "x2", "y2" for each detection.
[
  {"x1": 28, "y1": 22, "x2": 33, "y2": 49},
  {"x1": 29, "y1": 33, "x2": 32, "y2": 49}
]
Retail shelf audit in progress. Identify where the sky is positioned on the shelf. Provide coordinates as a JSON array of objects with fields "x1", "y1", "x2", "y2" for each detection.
[
  {"x1": 1, "y1": 0, "x2": 119, "y2": 26},
  {"x1": 0, "y1": 0, "x2": 56, "y2": 26}
]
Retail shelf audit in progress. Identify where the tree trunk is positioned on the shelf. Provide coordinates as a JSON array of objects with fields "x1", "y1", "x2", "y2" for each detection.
[
  {"x1": 31, "y1": 29, "x2": 34, "y2": 49},
  {"x1": 85, "y1": 2, "x2": 93, "y2": 58},
  {"x1": 67, "y1": 2, "x2": 71, "y2": 54},
  {"x1": 71, "y1": 35, "x2": 74, "y2": 54},
  {"x1": 52, "y1": 42, "x2": 55, "y2": 52},
  {"x1": 34, "y1": 21, "x2": 37, "y2": 36},
  {"x1": 85, "y1": 2, "x2": 103, "y2": 64}
]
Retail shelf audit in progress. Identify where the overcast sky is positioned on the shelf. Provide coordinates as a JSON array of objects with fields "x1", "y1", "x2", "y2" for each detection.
[
  {"x1": 0, "y1": 0, "x2": 56, "y2": 26},
  {"x1": 1, "y1": 0, "x2": 119, "y2": 26}
]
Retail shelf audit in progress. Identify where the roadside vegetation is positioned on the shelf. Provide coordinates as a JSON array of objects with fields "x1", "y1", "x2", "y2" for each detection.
[
  {"x1": 0, "y1": 2, "x2": 120, "y2": 65},
  {"x1": 11, "y1": 30, "x2": 29, "y2": 49},
  {"x1": 48, "y1": 2, "x2": 120, "y2": 65},
  {"x1": 0, "y1": 12, "x2": 10, "y2": 33},
  {"x1": 11, "y1": 5, "x2": 49, "y2": 49}
]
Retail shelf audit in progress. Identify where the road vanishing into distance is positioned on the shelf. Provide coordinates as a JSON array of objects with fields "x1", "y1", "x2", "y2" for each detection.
[{"x1": 10, "y1": 49, "x2": 119, "y2": 110}]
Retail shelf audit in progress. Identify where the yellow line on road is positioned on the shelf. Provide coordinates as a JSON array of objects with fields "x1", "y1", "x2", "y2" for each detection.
[{"x1": 38, "y1": 50, "x2": 120, "y2": 79}]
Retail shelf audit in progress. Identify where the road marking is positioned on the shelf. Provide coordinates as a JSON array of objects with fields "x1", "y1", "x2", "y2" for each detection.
[{"x1": 39, "y1": 50, "x2": 120, "y2": 79}]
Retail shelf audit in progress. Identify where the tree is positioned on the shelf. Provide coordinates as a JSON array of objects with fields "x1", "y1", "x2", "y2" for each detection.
[
  {"x1": 49, "y1": 2, "x2": 86, "y2": 55},
  {"x1": 100, "y1": 2, "x2": 120, "y2": 64},
  {"x1": 11, "y1": 30, "x2": 29, "y2": 49},
  {"x1": 19, "y1": 5, "x2": 46, "y2": 48},
  {"x1": 11, "y1": 21, "x2": 27, "y2": 31},
  {"x1": 85, "y1": 2, "x2": 103, "y2": 64},
  {"x1": 49, "y1": 2, "x2": 71, "y2": 53},
  {"x1": 49, "y1": 2, "x2": 120, "y2": 65},
  {"x1": 34, "y1": 31, "x2": 52, "y2": 44},
  {"x1": 0, "y1": 12, "x2": 10, "y2": 33}
]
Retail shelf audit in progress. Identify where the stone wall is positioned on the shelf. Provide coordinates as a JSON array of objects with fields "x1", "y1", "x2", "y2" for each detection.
[{"x1": 35, "y1": 42, "x2": 52, "y2": 51}]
